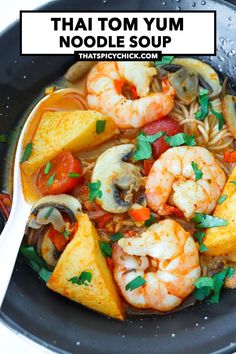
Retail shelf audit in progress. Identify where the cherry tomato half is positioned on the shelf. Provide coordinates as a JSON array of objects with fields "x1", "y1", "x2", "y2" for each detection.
[
  {"x1": 36, "y1": 151, "x2": 83, "y2": 195},
  {"x1": 143, "y1": 117, "x2": 183, "y2": 159}
]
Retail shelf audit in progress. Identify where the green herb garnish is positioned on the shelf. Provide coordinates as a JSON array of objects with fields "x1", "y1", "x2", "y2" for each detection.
[
  {"x1": 62, "y1": 229, "x2": 70, "y2": 239},
  {"x1": 192, "y1": 213, "x2": 228, "y2": 228},
  {"x1": 164, "y1": 133, "x2": 196, "y2": 147},
  {"x1": 193, "y1": 267, "x2": 234, "y2": 303},
  {"x1": 99, "y1": 241, "x2": 112, "y2": 257},
  {"x1": 217, "y1": 195, "x2": 227, "y2": 205},
  {"x1": 230, "y1": 181, "x2": 236, "y2": 185},
  {"x1": 21, "y1": 142, "x2": 33, "y2": 163},
  {"x1": 96, "y1": 120, "x2": 106, "y2": 134},
  {"x1": 47, "y1": 173, "x2": 55, "y2": 186},
  {"x1": 154, "y1": 56, "x2": 174, "y2": 66},
  {"x1": 20, "y1": 246, "x2": 52, "y2": 282},
  {"x1": 133, "y1": 131, "x2": 164, "y2": 161},
  {"x1": 44, "y1": 207, "x2": 54, "y2": 219},
  {"x1": 195, "y1": 89, "x2": 209, "y2": 121},
  {"x1": 111, "y1": 232, "x2": 123, "y2": 242},
  {"x1": 69, "y1": 271, "x2": 92, "y2": 286},
  {"x1": 193, "y1": 231, "x2": 208, "y2": 252},
  {"x1": 88, "y1": 180, "x2": 102, "y2": 201},
  {"x1": 209, "y1": 102, "x2": 224, "y2": 130},
  {"x1": 195, "y1": 89, "x2": 224, "y2": 129},
  {"x1": 44, "y1": 162, "x2": 51, "y2": 175},
  {"x1": 0, "y1": 134, "x2": 8, "y2": 143},
  {"x1": 191, "y1": 161, "x2": 203, "y2": 181},
  {"x1": 125, "y1": 276, "x2": 146, "y2": 291},
  {"x1": 144, "y1": 214, "x2": 157, "y2": 227},
  {"x1": 68, "y1": 172, "x2": 81, "y2": 178}
]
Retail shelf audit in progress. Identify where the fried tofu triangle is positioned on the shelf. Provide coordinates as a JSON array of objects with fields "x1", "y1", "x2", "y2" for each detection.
[
  {"x1": 22, "y1": 110, "x2": 117, "y2": 176},
  {"x1": 47, "y1": 213, "x2": 125, "y2": 320},
  {"x1": 204, "y1": 166, "x2": 236, "y2": 255}
]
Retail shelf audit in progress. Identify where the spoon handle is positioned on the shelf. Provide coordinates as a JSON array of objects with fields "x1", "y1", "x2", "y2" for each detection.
[{"x1": 0, "y1": 200, "x2": 30, "y2": 307}]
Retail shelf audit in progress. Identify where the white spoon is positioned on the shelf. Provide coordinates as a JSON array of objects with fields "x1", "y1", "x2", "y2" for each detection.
[{"x1": 0, "y1": 93, "x2": 56, "y2": 307}]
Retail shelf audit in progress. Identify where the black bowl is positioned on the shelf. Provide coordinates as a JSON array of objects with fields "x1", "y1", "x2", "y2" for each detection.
[{"x1": 0, "y1": 1, "x2": 236, "y2": 353}]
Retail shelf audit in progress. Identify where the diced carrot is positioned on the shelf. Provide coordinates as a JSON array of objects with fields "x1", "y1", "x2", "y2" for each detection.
[
  {"x1": 48, "y1": 227, "x2": 68, "y2": 252},
  {"x1": 224, "y1": 150, "x2": 236, "y2": 163},
  {"x1": 129, "y1": 207, "x2": 150, "y2": 222}
]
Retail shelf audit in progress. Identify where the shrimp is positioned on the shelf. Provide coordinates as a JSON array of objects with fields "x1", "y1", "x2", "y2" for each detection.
[
  {"x1": 146, "y1": 146, "x2": 226, "y2": 219},
  {"x1": 112, "y1": 219, "x2": 201, "y2": 312},
  {"x1": 86, "y1": 61, "x2": 175, "y2": 129}
]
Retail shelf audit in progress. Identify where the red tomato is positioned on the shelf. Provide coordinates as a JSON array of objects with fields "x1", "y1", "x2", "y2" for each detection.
[
  {"x1": 143, "y1": 158, "x2": 155, "y2": 176},
  {"x1": 142, "y1": 117, "x2": 183, "y2": 159},
  {"x1": 36, "y1": 151, "x2": 83, "y2": 195}
]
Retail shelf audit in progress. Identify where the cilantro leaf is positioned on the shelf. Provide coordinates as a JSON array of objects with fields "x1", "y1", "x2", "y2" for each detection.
[
  {"x1": 44, "y1": 206, "x2": 54, "y2": 219},
  {"x1": 192, "y1": 213, "x2": 228, "y2": 228},
  {"x1": 20, "y1": 246, "x2": 52, "y2": 282},
  {"x1": 88, "y1": 180, "x2": 102, "y2": 201},
  {"x1": 96, "y1": 120, "x2": 106, "y2": 134},
  {"x1": 21, "y1": 142, "x2": 33, "y2": 163},
  {"x1": 209, "y1": 102, "x2": 224, "y2": 130},
  {"x1": 125, "y1": 275, "x2": 146, "y2": 291},
  {"x1": 69, "y1": 271, "x2": 92, "y2": 286},
  {"x1": 164, "y1": 133, "x2": 196, "y2": 147},
  {"x1": 193, "y1": 276, "x2": 214, "y2": 300},
  {"x1": 99, "y1": 241, "x2": 112, "y2": 257},
  {"x1": 111, "y1": 232, "x2": 123, "y2": 242},
  {"x1": 191, "y1": 161, "x2": 203, "y2": 181},
  {"x1": 144, "y1": 214, "x2": 157, "y2": 227},
  {"x1": 193, "y1": 267, "x2": 234, "y2": 303},
  {"x1": 195, "y1": 89, "x2": 209, "y2": 121},
  {"x1": 193, "y1": 231, "x2": 208, "y2": 252},
  {"x1": 209, "y1": 268, "x2": 233, "y2": 304},
  {"x1": 154, "y1": 56, "x2": 174, "y2": 66},
  {"x1": 39, "y1": 267, "x2": 52, "y2": 282},
  {"x1": 133, "y1": 131, "x2": 164, "y2": 161},
  {"x1": 230, "y1": 181, "x2": 236, "y2": 185},
  {"x1": 217, "y1": 195, "x2": 227, "y2": 205}
]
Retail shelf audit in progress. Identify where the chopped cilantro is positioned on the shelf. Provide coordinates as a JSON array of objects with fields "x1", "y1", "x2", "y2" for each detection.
[
  {"x1": 44, "y1": 162, "x2": 51, "y2": 175},
  {"x1": 47, "y1": 173, "x2": 55, "y2": 186},
  {"x1": 69, "y1": 271, "x2": 92, "y2": 286},
  {"x1": 20, "y1": 246, "x2": 52, "y2": 282},
  {"x1": 164, "y1": 133, "x2": 196, "y2": 147},
  {"x1": 217, "y1": 195, "x2": 227, "y2": 205},
  {"x1": 144, "y1": 214, "x2": 157, "y2": 227},
  {"x1": 193, "y1": 267, "x2": 234, "y2": 304},
  {"x1": 230, "y1": 181, "x2": 236, "y2": 185},
  {"x1": 96, "y1": 120, "x2": 106, "y2": 134},
  {"x1": 191, "y1": 161, "x2": 203, "y2": 181},
  {"x1": 125, "y1": 276, "x2": 146, "y2": 291},
  {"x1": 154, "y1": 56, "x2": 174, "y2": 66},
  {"x1": 68, "y1": 172, "x2": 81, "y2": 178},
  {"x1": 99, "y1": 241, "x2": 112, "y2": 257},
  {"x1": 133, "y1": 131, "x2": 164, "y2": 161},
  {"x1": 111, "y1": 232, "x2": 123, "y2": 242},
  {"x1": 44, "y1": 207, "x2": 54, "y2": 219},
  {"x1": 21, "y1": 142, "x2": 33, "y2": 163},
  {"x1": 192, "y1": 213, "x2": 228, "y2": 228},
  {"x1": 193, "y1": 231, "x2": 208, "y2": 252},
  {"x1": 88, "y1": 180, "x2": 102, "y2": 201}
]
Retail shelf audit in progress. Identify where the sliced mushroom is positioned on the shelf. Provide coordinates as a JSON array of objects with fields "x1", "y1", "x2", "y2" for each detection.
[
  {"x1": 65, "y1": 61, "x2": 96, "y2": 83},
  {"x1": 37, "y1": 228, "x2": 59, "y2": 269},
  {"x1": 92, "y1": 144, "x2": 141, "y2": 213},
  {"x1": 168, "y1": 67, "x2": 199, "y2": 105},
  {"x1": 223, "y1": 95, "x2": 236, "y2": 138},
  {"x1": 172, "y1": 58, "x2": 222, "y2": 99}
]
